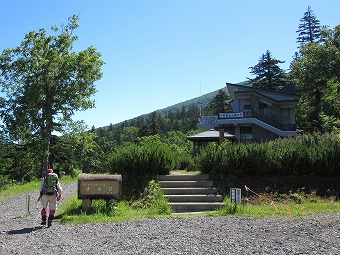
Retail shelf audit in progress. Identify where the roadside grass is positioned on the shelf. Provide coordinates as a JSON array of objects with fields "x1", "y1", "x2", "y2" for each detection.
[
  {"x1": 0, "y1": 176, "x2": 77, "y2": 202},
  {"x1": 57, "y1": 193, "x2": 340, "y2": 224},
  {"x1": 209, "y1": 196, "x2": 340, "y2": 218},
  {"x1": 58, "y1": 179, "x2": 173, "y2": 224},
  {"x1": 57, "y1": 196, "x2": 172, "y2": 224},
  {"x1": 1, "y1": 177, "x2": 338, "y2": 223}
]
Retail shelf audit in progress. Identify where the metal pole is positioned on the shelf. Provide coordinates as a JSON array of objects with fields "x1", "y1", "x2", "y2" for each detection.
[{"x1": 25, "y1": 194, "x2": 30, "y2": 216}]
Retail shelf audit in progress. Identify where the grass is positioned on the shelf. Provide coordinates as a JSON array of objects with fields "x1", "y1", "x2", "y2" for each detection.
[
  {"x1": 1, "y1": 177, "x2": 339, "y2": 224},
  {"x1": 0, "y1": 176, "x2": 77, "y2": 202},
  {"x1": 57, "y1": 179, "x2": 173, "y2": 224},
  {"x1": 170, "y1": 170, "x2": 201, "y2": 175},
  {"x1": 57, "y1": 196, "x2": 172, "y2": 224},
  {"x1": 209, "y1": 196, "x2": 340, "y2": 218},
  {"x1": 56, "y1": 193, "x2": 340, "y2": 224}
]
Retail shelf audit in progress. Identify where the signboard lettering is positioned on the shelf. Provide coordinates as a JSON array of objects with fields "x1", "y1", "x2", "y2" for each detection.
[
  {"x1": 80, "y1": 180, "x2": 120, "y2": 195},
  {"x1": 219, "y1": 112, "x2": 244, "y2": 118}
]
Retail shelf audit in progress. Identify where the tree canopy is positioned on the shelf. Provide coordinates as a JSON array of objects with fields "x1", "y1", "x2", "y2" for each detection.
[
  {"x1": 204, "y1": 89, "x2": 232, "y2": 116},
  {"x1": 291, "y1": 25, "x2": 340, "y2": 132},
  {"x1": 0, "y1": 15, "x2": 104, "y2": 176},
  {"x1": 296, "y1": 6, "x2": 321, "y2": 45},
  {"x1": 248, "y1": 50, "x2": 287, "y2": 90}
]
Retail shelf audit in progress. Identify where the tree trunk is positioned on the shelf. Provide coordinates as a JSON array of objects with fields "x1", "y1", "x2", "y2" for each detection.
[
  {"x1": 41, "y1": 75, "x2": 53, "y2": 177},
  {"x1": 41, "y1": 115, "x2": 52, "y2": 177}
]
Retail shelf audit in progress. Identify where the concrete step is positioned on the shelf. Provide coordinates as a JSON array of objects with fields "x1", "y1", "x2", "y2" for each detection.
[
  {"x1": 158, "y1": 174, "x2": 224, "y2": 213},
  {"x1": 170, "y1": 202, "x2": 224, "y2": 212},
  {"x1": 157, "y1": 174, "x2": 209, "y2": 181},
  {"x1": 165, "y1": 194, "x2": 223, "y2": 202},
  {"x1": 162, "y1": 187, "x2": 218, "y2": 195},
  {"x1": 158, "y1": 180, "x2": 213, "y2": 188}
]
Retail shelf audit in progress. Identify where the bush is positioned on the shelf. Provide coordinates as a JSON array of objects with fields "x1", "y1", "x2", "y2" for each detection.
[
  {"x1": 217, "y1": 197, "x2": 238, "y2": 215},
  {"x1": 131, "y1": 180, "x2": 172, "y2": 215},
  {"x1": 108, "y1": 136, "x2": 175, "y2": 198},
  {"x1": 0, "y1": 175, "x2": 15, "y2": 191},
  {"x1": 160, "y1": 131, "x2": 195, "y2": 170},
  {"x1": 198, "y1": 132, "x2": 340, "y2": 178}
]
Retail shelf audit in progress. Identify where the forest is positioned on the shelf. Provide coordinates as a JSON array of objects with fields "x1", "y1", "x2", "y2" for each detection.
[{"x1": 0, "y1": 8, "x2": 339, "y2": 198}]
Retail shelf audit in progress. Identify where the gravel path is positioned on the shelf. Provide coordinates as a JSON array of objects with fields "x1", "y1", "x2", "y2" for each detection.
[{"x1": 0, "y1": 182, "x2": 339, "y2": 255}]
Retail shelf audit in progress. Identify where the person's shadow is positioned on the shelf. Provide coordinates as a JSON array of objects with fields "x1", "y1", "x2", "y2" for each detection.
[{"x1": 7, "y1": 226, "x2": 44, "y2": 235}]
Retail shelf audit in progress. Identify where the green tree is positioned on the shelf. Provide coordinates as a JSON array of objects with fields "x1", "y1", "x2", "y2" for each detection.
[
  {"x1": 296, "y1": 6, "x2": 321, "y2": 46},
  {"x1": 291, "y1": 25, "x2": 340, "y2": 132},
  {"x1": 149, "y1": 111, "x2": 161, "y2": 135},
  {"x1": 121, "y1": 126, "x2": 139, "y2": 144},
  {"x1": 0, "y1": 15, "x2": 104, "y2": 176},
  {"x1": 204, "y1": 90, "x2": 231, "y2": 116},
  {"x1": 248, "y1": 50, "x2": 287, "y2": 90}
]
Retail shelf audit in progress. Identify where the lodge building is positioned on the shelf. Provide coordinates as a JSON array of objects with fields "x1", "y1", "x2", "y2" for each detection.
[{"x1": 194, "y1": 82, "x2": 300, "y2": 143}]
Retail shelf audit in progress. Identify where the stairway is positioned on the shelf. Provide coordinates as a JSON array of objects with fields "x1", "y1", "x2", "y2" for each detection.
[{"x1": 157, "y1": 174, "x2": 224, "y2": 213}]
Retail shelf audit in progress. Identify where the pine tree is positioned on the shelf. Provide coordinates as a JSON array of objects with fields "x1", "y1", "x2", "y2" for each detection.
[
  {"x1": 205, "y1": 90, "x2": 231, "y2": 115},
  {"x1": 248, "y1": 50, "x2": 287, "y2": 90},
  {"x1": 296, "y1": 6, "x2": 321, "y2": 45}
]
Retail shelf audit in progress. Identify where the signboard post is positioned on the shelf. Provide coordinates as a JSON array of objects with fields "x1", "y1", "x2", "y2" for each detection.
[{"x1": 230, "y1": 188, "x2": 242, "y2": 204}]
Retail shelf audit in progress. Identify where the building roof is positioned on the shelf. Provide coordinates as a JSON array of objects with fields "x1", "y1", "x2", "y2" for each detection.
[
  {"x1": 226, "y1": 82, "x2": 300, "y2": 106},
  {"x1": 187, "y1": 130, "x2": 236, "y2": 142},
  {"x1": 226, "y1": 82, "x2": 299, "y2": 96}
]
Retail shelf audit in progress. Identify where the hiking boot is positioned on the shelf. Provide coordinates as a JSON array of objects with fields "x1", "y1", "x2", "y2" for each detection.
[
  {"x1": 47, "y1": 220, "x2": 52, "y2": 227},
  {"x1": 41, "y1": 216, "x2": 47, "y2": 226}
]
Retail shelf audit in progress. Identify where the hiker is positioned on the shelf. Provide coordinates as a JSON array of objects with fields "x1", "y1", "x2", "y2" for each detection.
[{"x1": 39, "y1": 168, "x2": 62, "y2": 227}]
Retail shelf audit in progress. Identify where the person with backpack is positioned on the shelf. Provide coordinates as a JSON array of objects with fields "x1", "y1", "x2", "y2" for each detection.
[{"x1": 39, "y1": 168, "x2": 62, "y2": 227}]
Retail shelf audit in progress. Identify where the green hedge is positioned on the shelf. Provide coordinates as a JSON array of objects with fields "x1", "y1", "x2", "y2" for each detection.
[
  {"x1": 108, "y1": 137, "x2": 175, "y2": 198},
  {"x1": 198, "y1": 133, "x2": 340, "y2": 177}
]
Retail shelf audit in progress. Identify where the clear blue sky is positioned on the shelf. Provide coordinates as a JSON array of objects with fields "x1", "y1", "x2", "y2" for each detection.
[{"x1": 1, "y1": 1, "x2": 339, "y2": 128}]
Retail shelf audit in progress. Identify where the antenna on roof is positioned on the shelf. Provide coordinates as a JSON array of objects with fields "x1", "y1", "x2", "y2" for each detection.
[{"x1": 199, "y1": 82, "x2": 202, "y2": 116}]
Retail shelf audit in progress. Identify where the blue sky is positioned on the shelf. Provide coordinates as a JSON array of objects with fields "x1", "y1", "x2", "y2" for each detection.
[{"x1": 1, "y1": 1, "x2": 339, "y2": 128}]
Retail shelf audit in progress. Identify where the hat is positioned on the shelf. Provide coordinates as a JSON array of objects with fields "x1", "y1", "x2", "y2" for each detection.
[{"x1": 47, "y1": 169, "x2": 54, "y2": 173}]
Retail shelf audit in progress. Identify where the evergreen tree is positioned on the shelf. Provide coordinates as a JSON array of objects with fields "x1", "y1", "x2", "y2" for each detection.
[
  {"x1": 205, "y1": 90, "x2": 232, "y2": 115},
  {"x1": 248, "y1": 50, "x2": 287, "y2": 90},
  {"x1": 296, "y1": 6, "x2": 321, "y2": 46},
  {"x1": 149, "y1": 111, "x2": 161, "y2": 135}
]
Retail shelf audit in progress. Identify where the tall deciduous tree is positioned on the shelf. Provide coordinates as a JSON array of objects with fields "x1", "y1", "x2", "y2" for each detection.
[
  {"x1": 296, "y1": 6, "x2": 321, "y2": 46},
  {"x1": 291, "y1": 25, "x2": 340, "y2": 132},
  {"x1": 0, "y1": 15, "x2": 104, "y2": 176},
  {"x1": 248, "y1": 50, "x2": 287, "y2": 90}
]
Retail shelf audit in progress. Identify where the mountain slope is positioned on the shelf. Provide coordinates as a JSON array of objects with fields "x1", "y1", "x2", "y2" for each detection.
[{"x1": 155, "y1": 86, "x2": 228, "y2": 116}]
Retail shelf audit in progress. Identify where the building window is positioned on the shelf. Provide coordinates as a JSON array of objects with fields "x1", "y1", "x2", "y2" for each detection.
[{"x1": 244, "y1": 104, "x2": 251, "y2": 110}]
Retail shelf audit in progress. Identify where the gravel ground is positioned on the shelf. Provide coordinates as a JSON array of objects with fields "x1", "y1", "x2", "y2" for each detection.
[{"x1": 0, "y1": 182, "x2": 339, "y2": 255}]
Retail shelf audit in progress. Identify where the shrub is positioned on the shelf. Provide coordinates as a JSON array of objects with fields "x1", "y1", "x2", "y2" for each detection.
[
  {"x1": 198, "y1": 132, "x2": 340, "y2": 178},
  {"x1": 0, "y1": 175, "x2": 15, "y2": 191},
  {"x1": 108, "y1": 136, "x2": 175, "y2": 198},
  {"x1": 217, "y1": 197, "x2": 238, "y2": 215},
  {"x1": 130, "y1": 180, "x2": 172, "y2": 215}
]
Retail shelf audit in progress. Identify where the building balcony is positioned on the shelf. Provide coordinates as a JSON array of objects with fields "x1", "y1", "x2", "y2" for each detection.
[{"x1": 198, "y1": 111, "x2": 296, "y2": 132}]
